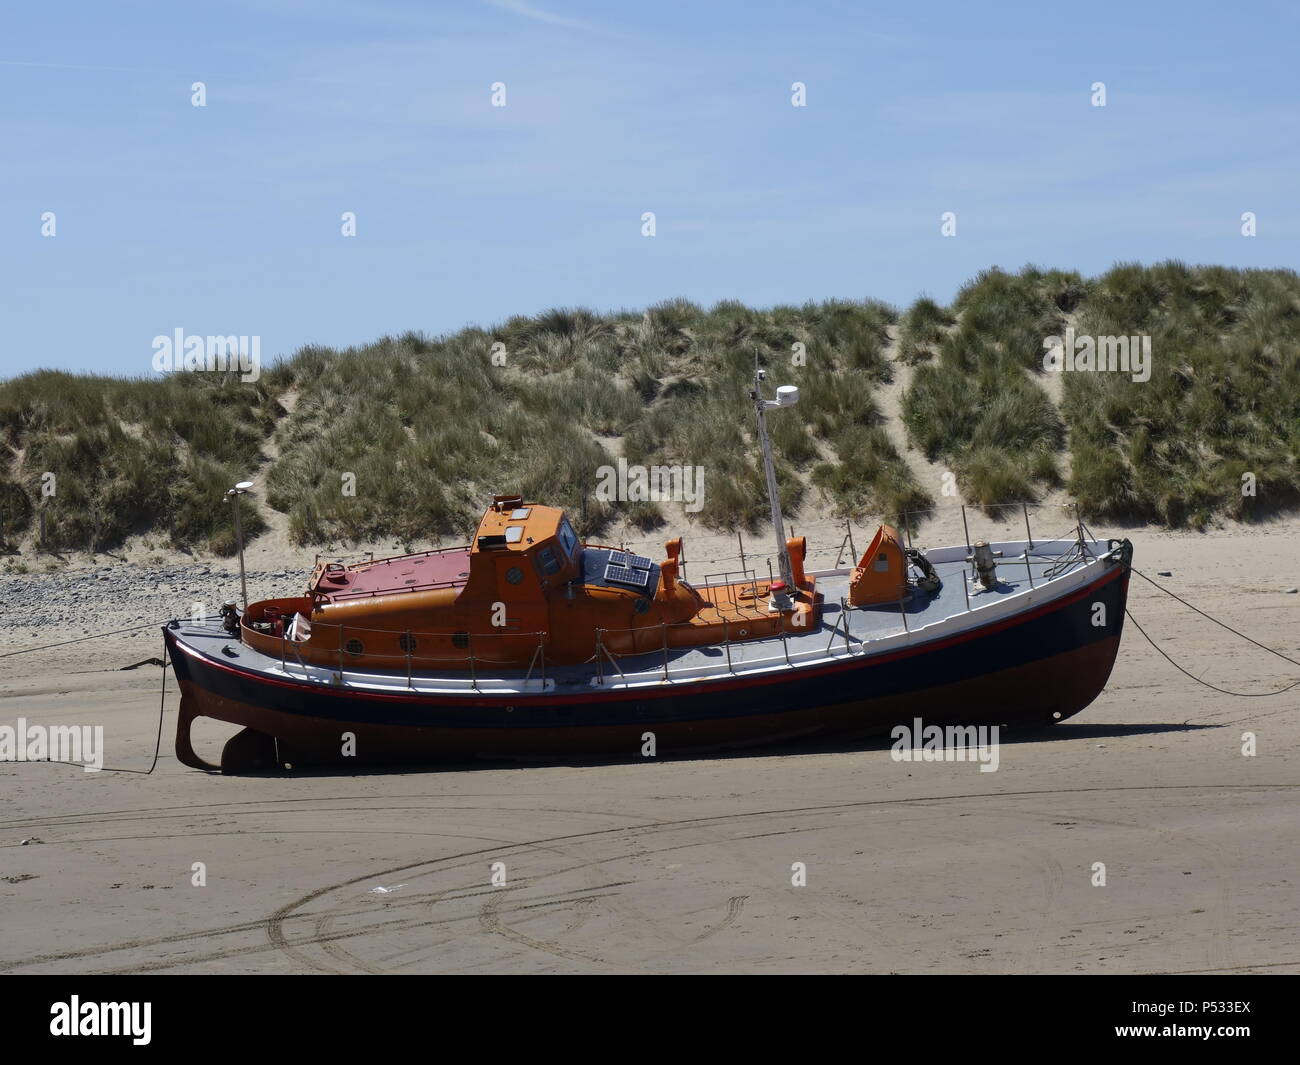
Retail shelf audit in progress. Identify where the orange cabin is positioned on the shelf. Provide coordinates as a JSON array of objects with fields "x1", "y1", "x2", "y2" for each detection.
[
  {"x1": 848, "y1": 524, "x2": 908, "y2": 606},
  {"x1": 239, "y1": 496, "x2": 820, "y2": 671}
]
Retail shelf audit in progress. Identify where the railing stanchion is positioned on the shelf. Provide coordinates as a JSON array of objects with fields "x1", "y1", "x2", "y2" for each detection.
[
  {"x1": 842, "y1": 596, "x2": 852, "y2": 654},
  {"x1": 723, "y1": 619, "x2": 734, "y2": 675},
  {"x1": 898, "y1": 591, "x2": 909, "y2": 633},
  {"x1": 338, "y1": 624, "x2": 345, "y2": 677},
  {"x1": 962, "y1": 573, "x2": 971, "y2": 612},
  {"x1": 1023, "y1": 503, "x2": 1035, "y2": 588},
  {"x1": 595, "y1": 629, "x2": 604, "y2": 687},
  {"x1": 405, "y1": 631, "x2": 412, "y2": 689},
  {"x1": 468, "y1": 634, "x2": 477, "y2": 692},
  {"x1": 661, "y1": 622, "x2": 669, "y2": 682},
  {"x1": 961, "y1": 504, "x2": 972, "y2": 555},
  {"x1": 836, "y1": 519, "x2": 857, "y2": 568}
]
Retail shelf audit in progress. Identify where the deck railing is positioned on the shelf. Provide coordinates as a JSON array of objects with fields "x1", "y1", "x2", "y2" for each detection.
[
  {"x1": 268, "y1": 503, "x2": 1108, "y2": 690},
  {"x1": 698, "y1": 567, "x2": 768, "y2": 618},
  {"x1": 269, "y1": 620, "x2": 552, "y2": 692},
  {"x1": 821, "y1": 502, "x2": 1108, "y2": 660}
]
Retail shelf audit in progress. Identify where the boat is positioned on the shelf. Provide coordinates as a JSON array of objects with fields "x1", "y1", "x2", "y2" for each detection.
[{"x1": 163, "y1": 370, "x2": 1133, "y2": 772}]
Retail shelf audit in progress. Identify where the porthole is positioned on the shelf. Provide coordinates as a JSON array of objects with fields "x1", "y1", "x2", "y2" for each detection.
[
  {"x1": 345, "y1": 638, "x2": 364, "y2": 656},
  {"x1": 505, "y1": 566, "x2": 524, "y2": 585},
  {"x1": 633, "y1": 597, "x2": 651, "y2": 614},
  {"x1": 398, "y1": 632, "x2": 418, "y2": 653},
  {"x1": 452, "y1": 631, "x2": 470, "y2": 649}
]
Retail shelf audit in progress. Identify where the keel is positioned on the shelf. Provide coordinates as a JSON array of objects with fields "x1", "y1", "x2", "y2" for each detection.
[{"x1": 174, "y1": 691, "x2": 221, "y2": 772}]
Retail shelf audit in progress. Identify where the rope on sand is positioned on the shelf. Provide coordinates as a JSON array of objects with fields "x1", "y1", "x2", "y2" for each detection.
[
  {"x1": 1126, "y1": 566, "x2": 1300, "y2": 697},
  {"x1": 3, "y1": 641, "x2": 170, "y2": 775}
]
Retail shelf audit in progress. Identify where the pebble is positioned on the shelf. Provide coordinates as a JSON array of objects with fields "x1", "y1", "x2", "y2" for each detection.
[{"x1": 0, "y1": 564, "x2": 302, "y2": 637}]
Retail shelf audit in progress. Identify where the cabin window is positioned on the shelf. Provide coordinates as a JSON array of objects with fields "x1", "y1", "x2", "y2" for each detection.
[
  {"x1": 345, "y1": 638, "x2": 365, "y2": 656},
  {"x1": 505, "y1": 566, "x2": 524, "y2": 585},
  {"x1": 557, "y1": 517, "x2": 579, "y2": 559},
  {"x1": 535, "y1": 545, "x2": 562, "y2": 576},
  {"x1": 398, "y1": 632, "x2": 417, "y2": 653},
  {"x1": 873, "y1": 552, "x2": 890, "y2": 573}
]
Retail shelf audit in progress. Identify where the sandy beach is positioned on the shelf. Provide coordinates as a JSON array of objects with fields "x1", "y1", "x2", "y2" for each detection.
[{"x1": 2, "y1": 511, "x2": 1296, "y2": 974}]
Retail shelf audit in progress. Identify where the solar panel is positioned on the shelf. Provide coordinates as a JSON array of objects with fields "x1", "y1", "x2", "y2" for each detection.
[
  {"x1": 607, "y1": 549, "x2": 629, "y2": 567},
  {"x1": 605, "y1": 563, "x2": 651, "y2": 588},
  {"x1": 627, "y1": 553, "x2": 652, "y2": 569}
]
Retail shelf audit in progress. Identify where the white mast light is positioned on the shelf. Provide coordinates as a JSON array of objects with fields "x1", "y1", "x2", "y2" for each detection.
[{"x1": 750, "y1": 368, "x2": 799, "y2": 599}]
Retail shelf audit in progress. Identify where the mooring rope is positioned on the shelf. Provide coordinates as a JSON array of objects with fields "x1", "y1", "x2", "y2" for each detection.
[
  {"x1": 2, "y1": 640, "x2": 170, "y2": 775},
  {"x1": 1130, "y1": 567, "x2": 1300, "y2": 667},
  {"x1": 1125, "y1": 566, "x2": 1300, "y2": 696},
  {"x1": 0, "y1": 618, "x2": 170, "y2": 659},
  {"x1": 1124, "y1": 609, "x2": 1300, "y2": 698}
]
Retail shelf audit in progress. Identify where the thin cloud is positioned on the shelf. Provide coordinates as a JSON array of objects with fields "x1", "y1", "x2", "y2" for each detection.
[{"x1": 483, "y1": 0, "x2": 602, "y2": 33}]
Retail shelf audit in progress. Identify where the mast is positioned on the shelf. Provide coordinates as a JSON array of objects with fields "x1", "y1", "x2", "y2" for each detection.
[{"x1": 750, "y1": 366, "x2": 797, "y2": 592}]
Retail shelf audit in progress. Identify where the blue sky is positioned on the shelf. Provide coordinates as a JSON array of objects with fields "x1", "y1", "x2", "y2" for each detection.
[{"x1": 2, "y1": 0, "x2": 1297, "y2": 378}]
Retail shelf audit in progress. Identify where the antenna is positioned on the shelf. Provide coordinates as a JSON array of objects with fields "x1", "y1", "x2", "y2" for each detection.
[
  {"x1": 225, "y1": 480, "x2": 254, "y2": 610},
  {"x1": 750, "y1": 366, "x2": 799, "y2": 598}
]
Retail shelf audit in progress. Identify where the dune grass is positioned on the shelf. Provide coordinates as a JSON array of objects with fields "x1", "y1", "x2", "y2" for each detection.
[
  {"x1": 897, "y1": 262, "x2": 1299, "y2": 524},
  {"x1": 1061, "y1": 263, "x2": 1300, "y2": 526},
  {"x1": 0, "y1": 370, "x2": 271, "y2": 554},
  {"x1": 902, "y1": 272, "x2": 1068, "y2": 508},
  {"x1": 259, "y1": 297, "x2": 915, "y2": 541},
  {"x1": 0, "y1": 296, "x2": 919, "y2": 553},
  {"x1": 896, "y1": 297, "x2": 955, "y2": 364},
  {"x1": 1, "y1": 266, "x2": 1295, "y2": 554}
]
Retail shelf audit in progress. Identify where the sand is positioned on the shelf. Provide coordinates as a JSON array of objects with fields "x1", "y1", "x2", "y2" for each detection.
[{"x1": 1, "y1": 512, "x2": 1297, "y2": 974}]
